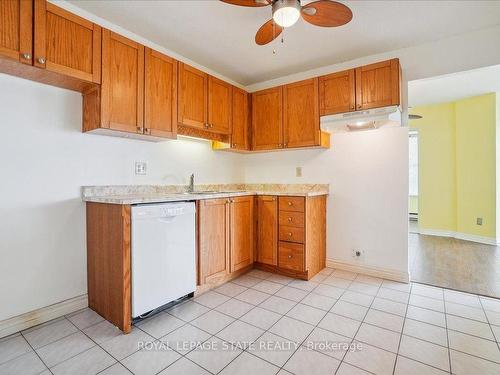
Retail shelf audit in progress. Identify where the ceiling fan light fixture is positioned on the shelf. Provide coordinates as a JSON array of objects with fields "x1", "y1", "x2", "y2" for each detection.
[{"x1": 272, "y1": 0, "x2": 301, "y2": 28}]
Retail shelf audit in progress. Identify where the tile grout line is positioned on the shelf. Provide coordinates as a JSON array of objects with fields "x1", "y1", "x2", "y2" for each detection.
[
  {"x1": 478, "y1": 296, "x2": 500, "y2": 353},
  {"x1": 391, "y1": 281, "x2": 412, "y2": 375},
  {"x1": 443, "y1": 288, "x2": 453, "y2": 374},
  {"x1": 334, "y1": 273, "x2": 382, "y2": 375},
  {"x1": 18, "y1": 330, "x2": 54, "y2": 375}
]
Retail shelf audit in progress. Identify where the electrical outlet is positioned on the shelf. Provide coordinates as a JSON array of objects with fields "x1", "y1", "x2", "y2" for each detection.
[
  {"x1": 135, "y1": 162, "x2": 147, "y2": 175},
  {"x1": 296, "y1": 167, "x2": 302, "y2": 177},
  {"x1": 352, "y1": 249, "x2": 363, "y2": 259},
  {"x1": 477, "y1": 217, "x2": 483, "y2": 226}
]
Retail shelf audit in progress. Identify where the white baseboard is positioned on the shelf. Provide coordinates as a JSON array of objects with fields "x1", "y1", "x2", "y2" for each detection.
[
  {"x1": 417, "y1": 228, "x2": 499, "y2": 246},
  {"x1": 326, "y1": 259, "x2": 410, "y2": 283},
  {"x1": 0, "y1": 294, "x2": 88, "y2": 339}
]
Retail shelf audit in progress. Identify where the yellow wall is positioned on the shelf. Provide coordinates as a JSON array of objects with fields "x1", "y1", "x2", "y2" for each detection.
[
  {"x1": 455, "y1": 94, "x2": 497, "y2": 238},
  {"x1": 410, "y1": 93, "x2": 498, "y2": 239},
  {"x1": 410, "y1": 103, "x2": 457, "y2": 232},
  {"x1": 409, "y1": 195, "x2": 418, "y2": 214}
]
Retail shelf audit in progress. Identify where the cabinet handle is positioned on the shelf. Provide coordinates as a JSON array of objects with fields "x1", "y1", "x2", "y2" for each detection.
[
  {"x1": 284, "y1": 143, "x2": 287, "y2": 148},
  {"x1": 272, "y1": 197, "x2": 276, "y2": 201},
  {"x1": 232, "y1": 143, "x2": 236, "y2": 147},
  {"x1": 288, "y1": 254, "x2": 293, "y2": 259},
  {"x1": 37, "y1": 57, "x2": 46, "y2": 64},
  {"x1": 144, "y1": 128, "x2": 149, "y2": 134},
  {"x1": 357, "y1": 104, "x2": 362, "y2": 110},
  {"x1": 288, "y1": 201, "x2": 293, "y2": 206},
  {"x1": 350, "y1": 105, "x2": 355, "y2": 110},
  {"x1": 288, "y1": 232, "x2": 293, "y2": 237},
  {"x1": 204, "y1": 123, "x2": 209, "y2": 129},
  {"x1": 209, "y1": 124, "x2": 213, "y2": 128},
  {"x1": 136, "y1": 126, "x2": 143, "y2": 133},
  {"x1": 22, "y1": 53, "x2": 31, "y2": 60},
  {"x1": 288, "y1": 217, "x2": 292, "y2": 222},
  {"x1": 278, "y1": 143, "x2": 283, "y2": 148}
]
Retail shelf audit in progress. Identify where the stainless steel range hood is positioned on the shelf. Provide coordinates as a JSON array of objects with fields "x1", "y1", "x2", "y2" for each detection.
[{"x1": 321, "y1": 105, "x2": 402, "y2": 133}]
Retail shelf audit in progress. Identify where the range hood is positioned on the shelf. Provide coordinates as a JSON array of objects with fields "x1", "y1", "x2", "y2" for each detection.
[{"x1": 321, "y1": 105, "x2": 402, "y2": 133}]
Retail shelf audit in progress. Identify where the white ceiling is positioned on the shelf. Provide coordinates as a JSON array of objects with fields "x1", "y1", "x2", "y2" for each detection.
[
  {"x1": 67, "y1": 0, "x2": 500, "y2": 86},
  {"x1": 408, "y1": 64, "x2": 500, "y2": 107}
]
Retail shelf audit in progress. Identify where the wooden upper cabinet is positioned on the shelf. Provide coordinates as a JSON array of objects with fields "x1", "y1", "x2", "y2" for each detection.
[
  {"x1": 178, "y1": 62, "x2": 208, "y2": 130},
  {"x1": 34, "y1": 1, "x2": 101, "y2": 83},
  {"x1": 355, "y1": 58, "x2": 400, "y2": 110},
  {"x1": 208, "y1": 76, "x2": 232, "y2": 134},
  {"x1": 101, "y1": 30, "x2": 144, "y2": 134},
  {"x1": 319, "y1": 69, "x2": 355, "y2": 115},
  {"x1": 231, "y1": 87, "x2": 250, "y2": 150},
  {"x1": 283, "y1": 78, "x2": 319, "y2": 148},
  {"x1": 199, "y1": 198, "x2": 230, "y2": 284},
  {"x1": 0, "y1": 0, "x2": 32, "y2": 64},
  {"x1": 252, "y1": 86, "x2": 283, "y2": 150},
  {"x1": 145, "y1": 48, "x2": 177, "y2": 139},
  {"x1": 256, "y1": 196, "x2": 278, "y2": 266},
  {"x1": 230, "y1": 196, "x2": 254, "y2": 272}
]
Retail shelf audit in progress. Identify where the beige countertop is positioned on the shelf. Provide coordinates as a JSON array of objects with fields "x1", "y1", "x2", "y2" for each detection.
[{"x1": 82, "y1": 184, "x2": 329, "y2": 205}]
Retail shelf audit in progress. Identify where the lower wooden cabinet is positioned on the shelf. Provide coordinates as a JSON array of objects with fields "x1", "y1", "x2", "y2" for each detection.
[
  {"x1": 256, "y1": 195, "x2": 278, "y2": 266},
  {"x1": 198, "y1": 198, "x2": 230, "y2": 285},
  {"x1": 278, "y1": 242, "x2": 305, "y2": 272},
  {"x1": 198, "y1": 195, "x2": 254, "y2": 285},
  {"x1": 256, "y1": 195, "x2": 326, "y2": 279}
]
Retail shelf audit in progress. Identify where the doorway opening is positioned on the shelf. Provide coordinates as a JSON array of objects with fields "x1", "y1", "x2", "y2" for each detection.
[{"x1": 407, "y1": 64, "x2": 500, "y2": 298}]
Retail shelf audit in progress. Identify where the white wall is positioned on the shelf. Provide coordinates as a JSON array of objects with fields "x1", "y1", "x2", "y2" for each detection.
[
  {"x1": 0, "y1": 74, "x2": 244, "y2": 321},
  {"x1": 242, "y1": 127, "x2": 409, "y2": 276}
]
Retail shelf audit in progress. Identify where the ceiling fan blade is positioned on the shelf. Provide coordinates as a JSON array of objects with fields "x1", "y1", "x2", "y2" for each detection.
[
  {"x1": 255, "y1": 19, "x2": 283, "y2": 45},
  {"x1": 220, "y1": 0, "x2": 270, "y2": 7},
  {"x1": 301, "y1": 0, "x2": 353, "y2": 27}
]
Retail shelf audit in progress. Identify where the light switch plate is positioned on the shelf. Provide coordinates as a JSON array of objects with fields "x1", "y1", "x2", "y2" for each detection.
[
  {"x1": 477, "y1": 217, "x2": 483, "y2": 226},
  {"x1": 296, "y1": 167, "x2": 302, "y2": 177},
  {"x1": 135, "y1": 162, "x2": 147, "y2": 175}
]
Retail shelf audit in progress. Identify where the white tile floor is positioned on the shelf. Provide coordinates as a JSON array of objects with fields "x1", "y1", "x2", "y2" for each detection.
[{"x1": 1, "y1": 268, "x2": 500, "y2": 375}]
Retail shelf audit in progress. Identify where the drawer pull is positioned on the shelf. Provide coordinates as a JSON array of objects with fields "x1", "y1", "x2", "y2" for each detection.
[
  {"x1": 288, "y1": 201, "x2": 293, "y2": 206},
  {"x1": 288, "y1": 254, "x2": 293, "y2": 259},
  {"x1": 287, "y1": 217, "x2": 292, "y2": 222},
  {"x1": 288, "y1": 232, "x2": 293, "y2": 237}
]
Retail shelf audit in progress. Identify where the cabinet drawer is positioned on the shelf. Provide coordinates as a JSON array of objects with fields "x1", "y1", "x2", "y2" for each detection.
[
  {"x1": 279, "y1": 196, "x2": 305, "y2": 212},
  {"x1": 279, "y1": 211, "x2": 304, "y2": 228},
  {"x1": 279, "y1": 225, "x2": 304, "y2": 243},
  {"x1": 279, "y1": 242, "x2": 304, "y2": 272}
]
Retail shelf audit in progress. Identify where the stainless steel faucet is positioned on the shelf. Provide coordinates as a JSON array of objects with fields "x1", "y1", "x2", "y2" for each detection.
[{"x1": 188, "y1": 173, "x2": 194, "y2": 192}]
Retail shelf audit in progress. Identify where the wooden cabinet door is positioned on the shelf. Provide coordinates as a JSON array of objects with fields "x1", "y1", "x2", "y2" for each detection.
[
  {"x1": 34, "y1": 1, "x2": 101, "y2": 83},
  {"x1": 178, "y1": 62, "x2": 208, "y2": 130},
  {"x1": 355, "y1": 59, "x2": 400, "y2": 110},
  {"x1": 252, "y1": 86, "x2": 283, "y2": 150},
  {"x1": 199, "y1": 198, "x2": 230, "y2": 284},
  {"x1": 101, "y1": 29, "x2": 144, "y2": 134},
  {"x1": 230, "y1": 196, "x2": 254, "y2": 272},
  {"x1": 319, "y1": 69, "x2": 355, "y2": 115},
  {"x1": 208, "y1": 75, "x2": 232, "y2": 134},
  {"x1": 283, "y1": 78, "x2": 319, "y2": 148},
  {"x1": 256, "y1": 196, "x2": 278, "y2": 266},
  {"x1": 231, "y1": 87, "x2": 250, "y2": 150},
  {"x1": 0, "y1": 0, "x2": 32, "y2": 64},
  {"x1": 145, "y1": 48, "x2": 177, "y2": 139}
]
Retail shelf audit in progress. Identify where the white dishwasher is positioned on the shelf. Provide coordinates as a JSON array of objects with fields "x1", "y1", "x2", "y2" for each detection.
[{"x1": 131, "y1": 202, "x2": 196, "y2": 318}]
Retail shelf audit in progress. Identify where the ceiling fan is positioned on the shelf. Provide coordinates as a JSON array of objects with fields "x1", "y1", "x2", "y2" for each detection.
[{"x1": 221, "y1": 0, "x2": 353, "y2": 45}]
